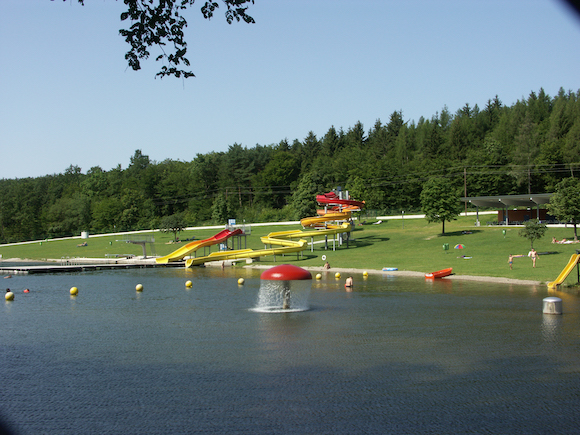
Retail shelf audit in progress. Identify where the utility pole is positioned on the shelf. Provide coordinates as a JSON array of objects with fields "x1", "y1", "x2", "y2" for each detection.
[{"x1": 464, "y1": 167, "x2": 467, "y2": 216}]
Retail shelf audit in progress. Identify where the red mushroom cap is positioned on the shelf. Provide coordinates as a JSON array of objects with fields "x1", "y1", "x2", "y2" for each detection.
[{"x1": 260, "y1": 264, "x2": 312, "y2": 281}]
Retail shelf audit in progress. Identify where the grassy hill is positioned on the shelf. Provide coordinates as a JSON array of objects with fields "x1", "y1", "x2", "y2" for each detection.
[{"x1": 1, "y1": 215, "x2": 580, "y2": 286}]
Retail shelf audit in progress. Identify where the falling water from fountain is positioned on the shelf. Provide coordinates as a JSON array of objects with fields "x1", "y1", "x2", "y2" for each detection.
[{"x1": 252, "y1": 264, "x2": 312, "y2": 313}]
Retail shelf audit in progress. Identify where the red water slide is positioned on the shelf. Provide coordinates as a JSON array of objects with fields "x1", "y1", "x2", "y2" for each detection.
[{"x1": 316, "y1": 192, "x2": 365, "y2": 209}]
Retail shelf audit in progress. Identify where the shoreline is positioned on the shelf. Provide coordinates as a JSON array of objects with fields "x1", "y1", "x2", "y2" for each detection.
[
  {"x1": 1, "y1": 257, "x2": 545, "y2": 286},
  {"x1": 243, "y1": 264, "x2": 544, "y2": 286}
]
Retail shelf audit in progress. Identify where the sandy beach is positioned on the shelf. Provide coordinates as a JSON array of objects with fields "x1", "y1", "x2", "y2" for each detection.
[{"x1": 244, "y1": 264, "x2": 544, "y2": 286}]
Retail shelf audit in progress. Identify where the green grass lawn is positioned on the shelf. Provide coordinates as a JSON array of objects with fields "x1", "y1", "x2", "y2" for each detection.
[{"x1": 2, "y1": 216, "x2": 580, "y2": 286}]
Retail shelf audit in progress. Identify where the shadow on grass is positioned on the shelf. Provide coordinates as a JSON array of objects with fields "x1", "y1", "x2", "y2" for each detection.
[
  {"x1": 299, "y1": 254, "x2": 320, "y2": 260},
  {"x1": 349, "y1": 235, "x2": 390, "y2": 246},
  {"x1": 437, "y1": 230, "x2": 483, "y2": 237}
]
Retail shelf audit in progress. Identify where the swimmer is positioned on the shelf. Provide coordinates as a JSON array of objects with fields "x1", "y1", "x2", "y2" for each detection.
[
  {"x1": 23, "y1": 289, "x2": 30, "y2": 293},
  {"x1": 345, "y1": 276, "x2": 353, "y2": 289},
  {"x1": 323, "y1": 261, "x2": 330, "y2": 270}
]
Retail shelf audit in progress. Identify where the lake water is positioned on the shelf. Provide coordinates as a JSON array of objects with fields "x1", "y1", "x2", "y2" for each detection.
[{"x1": 1, "y1": 266, "x2": 580, "y2": 434}]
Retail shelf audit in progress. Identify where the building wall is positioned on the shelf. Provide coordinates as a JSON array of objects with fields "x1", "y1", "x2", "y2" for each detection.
[{"x1": 497, "y1": 209, "x2": 547, "y2": 222}]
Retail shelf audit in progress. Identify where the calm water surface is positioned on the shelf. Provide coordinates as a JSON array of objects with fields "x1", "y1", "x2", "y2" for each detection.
[{"x1": 1, "y1": 266, "x2": 579, "y2": 434}]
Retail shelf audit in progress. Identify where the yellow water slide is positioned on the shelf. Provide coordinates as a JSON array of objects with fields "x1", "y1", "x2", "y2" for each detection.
[
  {"x1": 300, "y1": 211, "x2": 351, "y2": 228},
  {"x1": 547, "y1": 253, "x2": 580, "y2": 289},
  {"x1": 183, "y1": 216, "x2": 353, "y2": 268},
  {"x1": 156, "y1": 228, "x2": 242, "y2": 264},
  {"x1": 264, "y1": 223, "x2": 352, "y2": 241},
  {"x1": 184, "y1": 237, "x2": 308, "y2": 267}
]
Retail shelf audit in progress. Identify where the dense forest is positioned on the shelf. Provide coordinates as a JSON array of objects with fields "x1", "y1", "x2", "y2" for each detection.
[{"x1": 1, "y1": 87, "x2": 579, "y2": 243}]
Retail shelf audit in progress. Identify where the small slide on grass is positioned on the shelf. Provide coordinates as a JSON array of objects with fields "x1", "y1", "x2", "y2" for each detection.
[
  {"x1": 547, "y1": 253, "x2": 580, "y2": 289},
  {"x1": 156, "y1": 228, "x2": 243, "y2": 263}
]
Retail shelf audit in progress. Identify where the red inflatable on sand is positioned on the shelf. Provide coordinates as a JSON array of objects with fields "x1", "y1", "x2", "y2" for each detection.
[
  {"x1": 261, "y1": 264, "x2": 312, "y2": 281},
  {"x1": 425, "y1": 268, "x2": 453, "y2": 279}
]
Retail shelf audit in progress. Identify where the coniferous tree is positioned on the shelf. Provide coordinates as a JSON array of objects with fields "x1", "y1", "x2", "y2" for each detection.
[
  {"x1": 2, "y1": 87, "x2": 580, "y2": 242},
  {"x1": 211, "y1": 192, "x2": 229, "y2": 224},
  {"x1": 290, "y1": 173, "x2": 318, "y2": 220}
]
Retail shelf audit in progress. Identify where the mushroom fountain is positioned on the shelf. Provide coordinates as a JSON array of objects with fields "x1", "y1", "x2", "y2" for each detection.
[{"x1": 253, "y1": 264, "x2": 312, "y2": 313}]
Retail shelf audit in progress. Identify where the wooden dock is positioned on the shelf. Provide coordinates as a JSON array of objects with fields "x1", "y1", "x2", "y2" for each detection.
[{"x1": 0, "y1": 262, "x2": 184, "y2": 275}]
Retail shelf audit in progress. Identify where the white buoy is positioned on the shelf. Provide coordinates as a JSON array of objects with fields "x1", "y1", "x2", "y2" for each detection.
[
  {"x1": 543, "y1": 297, "x2": 562, "y2": 315},
  {"x1": 135, "y1": 284, "x2": 143, "y2": 292}
]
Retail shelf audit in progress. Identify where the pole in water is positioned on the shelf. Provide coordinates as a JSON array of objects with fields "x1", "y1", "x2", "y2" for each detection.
[{"x1": 282, "y1": 280, "x2": 291, "y2": 310}]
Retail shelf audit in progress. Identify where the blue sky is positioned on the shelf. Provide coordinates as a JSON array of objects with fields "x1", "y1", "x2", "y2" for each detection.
[{"x1": 1, "y1": 0, "x2": 579, "y2": 179}]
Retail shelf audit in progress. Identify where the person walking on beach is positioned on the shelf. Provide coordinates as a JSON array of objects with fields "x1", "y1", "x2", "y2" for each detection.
[{"x1": 508, "y1": 254, "x2": 513, "y2": 270}]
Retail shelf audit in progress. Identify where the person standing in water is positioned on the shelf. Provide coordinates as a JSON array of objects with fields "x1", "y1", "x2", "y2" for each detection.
[{"x1": 345, "y1": 276, "x2": 353, "y2": 290}]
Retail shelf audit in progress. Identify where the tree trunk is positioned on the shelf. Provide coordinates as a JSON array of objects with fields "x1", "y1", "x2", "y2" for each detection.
[{"x1": 442, "y1": 220, "x2": 445, "y2": 235}]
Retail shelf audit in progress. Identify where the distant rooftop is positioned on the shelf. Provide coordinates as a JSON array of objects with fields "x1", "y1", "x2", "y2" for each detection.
[{"x1": 461, "y1": 193, "x2": 552, "y2": 208}]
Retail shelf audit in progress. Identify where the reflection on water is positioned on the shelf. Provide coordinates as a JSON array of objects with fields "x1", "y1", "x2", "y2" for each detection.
[{"x1": 1, "y1": 267, "x2": 580, "y2": 434}]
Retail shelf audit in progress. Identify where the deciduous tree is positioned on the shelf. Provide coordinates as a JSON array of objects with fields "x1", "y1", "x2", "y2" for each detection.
[
  {"x1": 547, "y1": 177, "x2": 580, "y2": 240},
  {"x1": 160, "y1": 213, "x2": 186, "y2": 242},
  {"x1": 63, "y1": 0, "x2": 255, "y2": 78},
  {"x1": 518, "y1": 219, "x2": 547, "y2": 249},
  {"x1": 420, "y1": 177, "x2": 462, "y2": 235}
]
